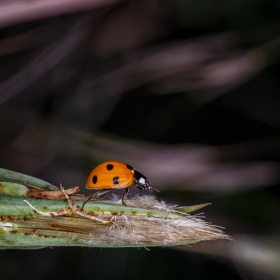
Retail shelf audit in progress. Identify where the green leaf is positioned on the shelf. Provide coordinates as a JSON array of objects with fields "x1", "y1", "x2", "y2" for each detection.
[
  {"x1": 0, "y1": 169, "x2": 230, "y2": 249},
  {"x1": 0, "y1": 168, "x2": 58, "y2": 192}
]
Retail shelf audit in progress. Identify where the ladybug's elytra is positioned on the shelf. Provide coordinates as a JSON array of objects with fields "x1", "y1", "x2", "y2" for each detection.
[{"x1": 83, "y1": 161, "x2": 153, "y2": 207}]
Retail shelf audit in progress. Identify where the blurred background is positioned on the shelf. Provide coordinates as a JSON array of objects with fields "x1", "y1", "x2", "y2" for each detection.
[{"x1": 1, "y1": 0, "x2": 280, "y2": 279}]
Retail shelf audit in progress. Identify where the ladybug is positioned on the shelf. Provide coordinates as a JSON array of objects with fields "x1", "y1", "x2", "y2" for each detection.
[{"x1": 83, "y1": 161, "x2": 153, "y2": 207}]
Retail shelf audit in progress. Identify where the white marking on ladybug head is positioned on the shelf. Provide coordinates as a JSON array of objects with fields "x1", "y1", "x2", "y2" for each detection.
[{"x1": 139, "y1": 177, "x2": 146, "y2": 185}]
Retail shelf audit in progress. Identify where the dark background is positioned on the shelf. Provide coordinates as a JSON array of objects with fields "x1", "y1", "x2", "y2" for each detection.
[{"x1": 1, "y1": 0, "x2": 280, "y2": 279}]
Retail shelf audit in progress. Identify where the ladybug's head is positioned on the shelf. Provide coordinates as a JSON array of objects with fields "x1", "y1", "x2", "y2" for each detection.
[{"x1": 133, "y1": 170, "x2": 153, "y2": 193}]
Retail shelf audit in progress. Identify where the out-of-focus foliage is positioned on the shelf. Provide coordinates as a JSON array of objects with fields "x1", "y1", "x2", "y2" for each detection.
[{"x1": 0, "y1": 0, "x2": 280, "y2": 279}]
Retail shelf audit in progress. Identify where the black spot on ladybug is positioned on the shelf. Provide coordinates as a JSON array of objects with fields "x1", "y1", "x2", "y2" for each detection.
[
  {"x1": 106, "y1": 164, "x2": 114, "y2": 171},
  {"x1": 113, "y1": 176, "x2": 119, "y2": 185},
  {"x1": 126, "y1": 164, "x2": 134, "y2": 170},
  {"x1": 92, "y1": 175, "x2": 98, "y2": 184}
]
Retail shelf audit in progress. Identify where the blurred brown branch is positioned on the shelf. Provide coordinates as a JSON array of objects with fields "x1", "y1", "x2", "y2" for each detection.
[
  {"x1": 185, "y1": 235, "x2": 280, "y2": 279},
  {"x1": 6, "y1": 118, "x2": 280, "y2": 191},
  {"x1": 0, "y1": 17, "x2": 90, "y2": 105},
  {"x1": 0, "y1": 0, "x2": 118, "y2": 28}
]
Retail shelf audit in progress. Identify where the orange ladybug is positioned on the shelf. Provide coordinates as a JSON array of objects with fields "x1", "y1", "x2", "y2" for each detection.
[{"x1": 83, "y1": 161, "x2": 153, "y2": 207}]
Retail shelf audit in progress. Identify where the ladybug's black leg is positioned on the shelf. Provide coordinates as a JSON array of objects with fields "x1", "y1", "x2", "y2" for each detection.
[
  {"x1": 135, "y1": 184, "x2": 145, "y2": 196},
  {"x1": 121, "y1": 188, "x2": 129, "y2": 206},
  {"x1": 81, "y1": 189, "x2": 112, "y2": 211}
]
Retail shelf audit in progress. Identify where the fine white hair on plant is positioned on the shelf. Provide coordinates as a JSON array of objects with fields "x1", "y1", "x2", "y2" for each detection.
[{"x1": 15, "y1": 186, "x2": 231, "y2": 247}]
